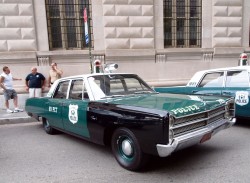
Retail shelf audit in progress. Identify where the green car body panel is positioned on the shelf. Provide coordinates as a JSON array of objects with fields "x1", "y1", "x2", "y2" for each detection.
[
  {"x1": 26, "y1": 92, "x2": 230, "y2": 136},
  {"x1": 26, "y1": 97, "x2": 90, "y2": 138},
  {"x1": 105, "y1": 93, "x2": 229, "y2": 118}
]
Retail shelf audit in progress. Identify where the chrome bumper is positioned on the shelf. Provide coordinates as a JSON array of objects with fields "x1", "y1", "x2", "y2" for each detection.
[{"x1": 156, "y1": 118, "x2": 236, "y2": 157}]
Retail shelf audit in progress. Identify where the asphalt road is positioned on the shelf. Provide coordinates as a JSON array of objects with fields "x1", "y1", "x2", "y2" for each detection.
[{"x1": 0, "y1": 121, "x2": 250, "y2": 183}]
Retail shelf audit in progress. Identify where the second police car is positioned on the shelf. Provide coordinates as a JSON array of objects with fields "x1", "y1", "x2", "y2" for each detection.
[{"x1": 155, "y1": 66, "x2": 250, "y2": 120}]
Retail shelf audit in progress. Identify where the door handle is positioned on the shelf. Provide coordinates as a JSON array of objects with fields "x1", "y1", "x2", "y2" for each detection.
[
  {"x1": 192, "y1": 90, "x2": 198, "y2": 93},
  {"x1": 90, "y1": 116, "x2": 97, "y2": 121},
  {"x1": 222, "y1": 92, "x2": 231, "y2": 95}
]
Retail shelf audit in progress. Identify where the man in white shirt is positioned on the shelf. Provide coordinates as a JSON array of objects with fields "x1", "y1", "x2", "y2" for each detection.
[{"x1": 0, "y1": 66, "x2": 23, "y2": 113}]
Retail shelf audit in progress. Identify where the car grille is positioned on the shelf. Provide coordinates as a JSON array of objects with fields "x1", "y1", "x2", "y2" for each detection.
[{"x1": 171, "y1": 105, "x2": 232, "y2": 137}]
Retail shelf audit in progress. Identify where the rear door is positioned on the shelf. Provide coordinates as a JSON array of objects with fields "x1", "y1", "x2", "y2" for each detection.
[
  {"x1": 222, "y1": 70, "x2": 250, "y2": 118},
  {"x1": 46, "y1": 80, "x2": 70, "y2": 129}
]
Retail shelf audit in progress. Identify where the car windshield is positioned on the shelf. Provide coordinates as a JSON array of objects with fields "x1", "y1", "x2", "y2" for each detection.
[{"x1": 87, "y1": 74, "x2": 155, "y2": 100}]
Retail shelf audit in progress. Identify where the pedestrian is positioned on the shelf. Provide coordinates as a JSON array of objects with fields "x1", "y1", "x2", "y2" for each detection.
[
  {"x1": 25, "y1": 67, "x2": 46, "y2": 98},
  {"x1": 0, "y1": 66, "x2": 23, "y2": 113},
  {"x1": 48, "y1": 63, "x2": 63, "y2": 87}
]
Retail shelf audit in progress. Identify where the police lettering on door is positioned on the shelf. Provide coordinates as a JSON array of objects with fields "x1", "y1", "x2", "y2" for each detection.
[{"x1": 49, "y1": 106, "x2": 58, "y2": 113}]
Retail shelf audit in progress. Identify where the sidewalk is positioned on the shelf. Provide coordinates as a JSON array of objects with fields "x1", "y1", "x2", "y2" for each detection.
[
  {"x1": 0, "y1": 108, "x2": 37, "y2": 125},
  {"x1": 0, "y1": 93, "x2": 40, "y2": 125}
]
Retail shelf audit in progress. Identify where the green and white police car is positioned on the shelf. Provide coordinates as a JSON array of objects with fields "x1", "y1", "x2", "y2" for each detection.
[
  {"x1": 156, "y1": 66, "x2": 250, "y2": 120},
  {"x1": 25, "y1": 64, "x2": 235, "y2": 171}
]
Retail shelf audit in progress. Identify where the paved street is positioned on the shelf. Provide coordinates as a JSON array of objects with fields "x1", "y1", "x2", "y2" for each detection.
[{"x1": 0, "y1": 121, "x2": 250, "y2": 183}]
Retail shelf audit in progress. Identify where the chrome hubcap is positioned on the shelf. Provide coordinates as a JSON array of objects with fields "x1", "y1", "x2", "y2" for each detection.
[{"x1": 121, "y1": 139, "x2": 133, "y2": 156}]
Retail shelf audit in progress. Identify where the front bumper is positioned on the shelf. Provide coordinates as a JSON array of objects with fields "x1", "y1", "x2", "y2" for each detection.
[{"x1": 156, "y1": 118, "x2": 236, "y2": 157}]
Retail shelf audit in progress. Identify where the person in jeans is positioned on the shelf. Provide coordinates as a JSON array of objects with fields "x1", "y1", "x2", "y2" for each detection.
[
  {"x1": 0, "y1": 66, "x2": 23, "y2": 113},
  {"x1": 25, "y1": 67, "x2": 46, "y2": 98}
]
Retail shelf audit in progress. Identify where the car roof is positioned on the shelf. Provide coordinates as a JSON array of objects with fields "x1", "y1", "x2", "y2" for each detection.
[
  {"x1": 187, "y1": 66, "x2": 250, "y2": 86},
  {"x1": 195, "y1": 66, "x2": 250, "y2": 74},
  {"x1": 48, "y1": 72, "x2": 138, "y2": 99},
  {"x1": 60, "y1": 73, "x2": 135, "y2": 80}
]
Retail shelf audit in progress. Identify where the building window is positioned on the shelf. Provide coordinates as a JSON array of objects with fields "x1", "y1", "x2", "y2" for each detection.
[
  {"x1": 45, "y1": 0, "x2": 92, "y2": 50},
  {"x1": 163, "y1": 0, "x2": 202, "y2": 48}
]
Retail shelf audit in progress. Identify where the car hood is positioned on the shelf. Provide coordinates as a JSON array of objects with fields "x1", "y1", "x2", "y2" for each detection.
[{"x1": 102, "y1": 93, "x2": 228, "y2": 117}]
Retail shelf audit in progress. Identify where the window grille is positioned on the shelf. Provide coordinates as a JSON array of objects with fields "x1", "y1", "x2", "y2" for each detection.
[
  {"x1": 163, "y1": 0, "x2": 201, "y2": 48},
  {"x1": 45, "y1": 0, "x2": 92, "y2": 50}
]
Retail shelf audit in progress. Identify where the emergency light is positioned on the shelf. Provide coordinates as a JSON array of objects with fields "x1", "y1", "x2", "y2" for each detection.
[
  {"x1": 93, "y1": 59, "x2": 102, "y2": 73},
  {"x1": 238, "y1": 53, "x2": 248, "y2": 66}
]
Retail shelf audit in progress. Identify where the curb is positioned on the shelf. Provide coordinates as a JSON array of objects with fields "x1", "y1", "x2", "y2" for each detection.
[
  {"x1": 0, "y1": 116, "x2": 38, "y2": 125},
  {"x1": 0, "y1": 108, "x2": 39, "y2": 125}
]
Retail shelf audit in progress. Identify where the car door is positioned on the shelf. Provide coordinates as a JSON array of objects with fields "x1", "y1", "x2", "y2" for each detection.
[
  {"x1": 188, "y1": 71, "x2": 225, "y2": 96},
  {"x1": 45, "y1": 80, "x2": 70, "y2": 130},
  {"x1": 61, "y1": 79, "x2": 90, "y2": 138},
  {"x1": 221, "y1": 70, "x2": 250, "y2": 118}
]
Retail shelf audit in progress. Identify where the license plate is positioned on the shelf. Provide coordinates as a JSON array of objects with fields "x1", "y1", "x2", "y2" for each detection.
[{"x1": 200, "y1": 132, "x2": 212, "y2": 143}]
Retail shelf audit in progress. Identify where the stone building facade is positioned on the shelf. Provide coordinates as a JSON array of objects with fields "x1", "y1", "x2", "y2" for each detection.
[{"x1": 0, "y1": 0, "x2": 250, "y2": 92}]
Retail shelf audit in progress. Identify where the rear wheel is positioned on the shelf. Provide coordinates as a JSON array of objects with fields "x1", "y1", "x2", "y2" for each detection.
[
  {"x1": 42, "y1": 118, "x2": 56, "y2": 135},
  {"x1": 111, "y1": 127, "x2": 148, "y2": 171}
]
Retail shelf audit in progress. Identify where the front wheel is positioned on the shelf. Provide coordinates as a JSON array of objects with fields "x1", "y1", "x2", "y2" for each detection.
[
  {"x1": 42, "y1": 118, "x2": 56, "y2": 135},
  {"x1": 111, "y1": 127, "x2": 148, "y2": 171}
]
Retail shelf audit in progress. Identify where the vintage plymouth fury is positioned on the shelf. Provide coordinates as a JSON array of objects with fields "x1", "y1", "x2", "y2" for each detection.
[
  {"x1": 25, "y1": 66, "x2": 235, "y2": 171},
  {"x1": 155, "y1": 66, "x2": 250, "y2": 120}
]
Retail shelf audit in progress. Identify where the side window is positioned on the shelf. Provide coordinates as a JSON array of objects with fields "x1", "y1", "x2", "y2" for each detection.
[
  {"x1": 198, "y1": 72, "x2": 224, "y2": 87},
  {"x1": 69, "y1": 79, "x2": 89, "y2": 100},
  {"x1": 226, "y1": 70, "x2": 249, "y2": 87},
  {"x1": 53, "y1": 80, "x2": 70, "y2": 99},
  {"x1": 69, "y1": 80, "x2": 83, "y2": 100}
]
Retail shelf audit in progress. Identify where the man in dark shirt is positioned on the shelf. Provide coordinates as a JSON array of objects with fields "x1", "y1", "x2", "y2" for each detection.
[{"x1": 25, "y1": 67, "x2": 46, "y2": 98}]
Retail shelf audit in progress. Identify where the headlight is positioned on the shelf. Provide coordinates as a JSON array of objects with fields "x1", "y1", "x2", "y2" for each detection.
[
  {"x1": 224, "y1": 111, "x2": 230, "y2": 119},
  {"x1": 169, "y1": 129, "x2": 174, "y2": 141},
  {"x1": 168, "y1": 115, "x2": 175, "y2": 141},
  {"x1": 169, "y1": 115, "x2": 175, "y2": 127},
  {"x1": 224, "y1": 100, "x2": 235, "y2": 119}
]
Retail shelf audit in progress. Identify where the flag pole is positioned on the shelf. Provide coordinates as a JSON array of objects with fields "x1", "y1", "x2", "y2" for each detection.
[{"x1": 84, "y1": 7, "x2": 93, "y2": 73}]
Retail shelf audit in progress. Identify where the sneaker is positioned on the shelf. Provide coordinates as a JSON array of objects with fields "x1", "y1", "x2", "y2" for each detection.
[
  {"x1": 14, "y1": 108, "x2": 24, "y2": 113},
  {"x1": 6, "y1": 109, "x2": 13, "y2": 113}
]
